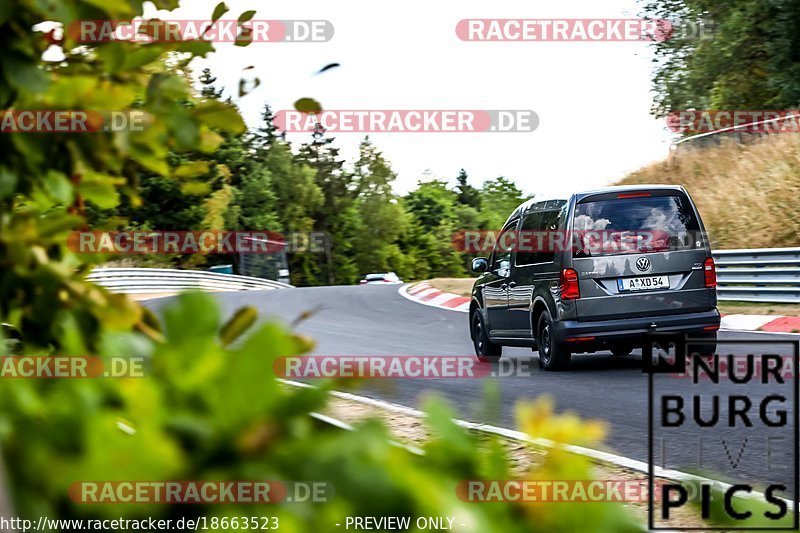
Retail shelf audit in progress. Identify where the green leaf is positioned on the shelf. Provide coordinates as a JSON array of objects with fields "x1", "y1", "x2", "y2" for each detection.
[
  {"x1": 77, "y1": 173, "x2": 122, "y2": 209},
  {"x1": 198, "y1": 128, "x2": 223, "y2": 153},
  {"x1": 165, "y1": 110, "x2": 200, "y2": 151},
  {"x1": 194, "y1": 101, "x2": 246, "y2": 133},
  {"x1": 42, "y1": 170, "x2": 73, "y2": 204},
  {"x1": 0, "y1": 166, "x2": 18, "y2": 200},
  {"x1": 0, "y1": 1, "x2": 13, "y2": 24},
  {"x1": 1, "y1": 54, "x2": 49, "y2": 93},
  {"x1": 234, "y1": 26, "x2": 253, "y2": 47},
  {"x1": 294, "y1": 97, "x2": 322, "y2": 114},
  {"x1": 79, "y1": 0, "x2": 135, "y2": 17},
  {"x1": 173, "y1": 161, "x2": 210, "y2": 178},
  {"x1": 220, "y1": 306, "x2": 258, "y2": 347},
  {"x1": 96, "y1": 43, "x2": 127, "y2": 74},
  {"x1": 211, "y1": 2, "x2": 229, "y2": 22},
  {"x1": 129, "y1": 138, "x2": 170, "y2": 176},
  {"x1": 148, "y1": 73, "x2": 189, "y2": 104},
  {"x1": 122, "y1": 46, "x2": 165, "y2": 70},
  {"x1": 170, "y1": 40, "x2": 214, "y2": 57},
  {"x1": 238, "y1": 10, "x2": 256, "y2": 22},
  {"x1": 180, "y1": 181, "x2": 211, "y2": 195}
]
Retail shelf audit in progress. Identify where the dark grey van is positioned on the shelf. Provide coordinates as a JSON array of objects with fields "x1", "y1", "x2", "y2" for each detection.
[{"x1": 469, "y1": 185, "x2": 720, "y2": 370}]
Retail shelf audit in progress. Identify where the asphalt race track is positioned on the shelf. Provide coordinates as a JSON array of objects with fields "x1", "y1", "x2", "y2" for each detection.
[{"x1": 146, "y1": 285, "x2": 799, "y2": 497}]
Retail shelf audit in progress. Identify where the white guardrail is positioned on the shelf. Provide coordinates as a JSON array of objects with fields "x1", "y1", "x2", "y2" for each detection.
[
  {"x1": 87, "y1": 268, "x2": 293, "y2": 295},
  {"x1": 714, "y1": 247, "x2": 800, "y2": 303}
]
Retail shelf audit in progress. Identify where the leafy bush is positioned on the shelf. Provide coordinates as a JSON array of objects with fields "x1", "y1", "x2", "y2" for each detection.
[{"x1": 0, "y1": 1, "x2": 638, "y2": 531}]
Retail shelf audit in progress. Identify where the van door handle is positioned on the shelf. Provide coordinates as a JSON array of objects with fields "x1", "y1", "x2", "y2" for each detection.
[{"x1": 508, "y1": 281, "x2": 517, "y2": 288}]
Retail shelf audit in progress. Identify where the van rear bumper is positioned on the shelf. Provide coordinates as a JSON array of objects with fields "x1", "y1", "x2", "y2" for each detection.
[{"x1": 554, "y1": 309, "x2": 721, "y2": 343}]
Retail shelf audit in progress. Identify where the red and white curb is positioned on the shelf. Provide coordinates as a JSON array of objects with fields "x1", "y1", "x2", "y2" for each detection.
[
  {"x1": 400, "y1": 282, "x2": 800, "y2": 334},
  {"x1": 720, "y1": 313, "x2": 800, "y2": 333},
  {"x1": 399, "y1": 282, "x2": 470, "y2": 312}
]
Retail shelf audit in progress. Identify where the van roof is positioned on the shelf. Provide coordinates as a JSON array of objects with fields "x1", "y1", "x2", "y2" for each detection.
[
  {"x1": 504, "y1": 185, "x2": 689, "y2": 226},
  {"x1": 573, "y1": 184, "x2": 688, "y2": 202}
]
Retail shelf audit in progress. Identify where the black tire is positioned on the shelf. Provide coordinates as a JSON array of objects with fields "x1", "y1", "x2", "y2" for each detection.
[
  {"x1": 471, "y1": 309, "x2": 502, "y2": 362},
  {"x1": 688, "y1": 332, "x2": 717, "y2": 357},
  {"x1": 610, "y1": 343, "x2": 634, "y2": 357},
  {"x1": 536, "y1": 311, "x2": 571, "y2": 370}
]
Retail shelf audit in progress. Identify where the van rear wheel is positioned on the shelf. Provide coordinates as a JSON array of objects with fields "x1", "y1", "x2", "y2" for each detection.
[
  {"x1": 688, "y1": 332, "x2": 717, "y2": 357},
  {"x1": 537, "y1": 311, "x2": 571, "y2": 370}
]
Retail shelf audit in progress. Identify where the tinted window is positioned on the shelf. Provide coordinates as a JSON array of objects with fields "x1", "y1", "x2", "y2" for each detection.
[
  {"x1": 515, "y1": 212, "x2": 542, "y2": 266},
  {"x1": 538, "y1": 209, "x2": 562, "y2": 263},
  {"x1": 572, "y1": 195, "x2": 701, "y2": 257},
  {"x1": 492, "y1": 225, "x2": 515, "y2": 276},
  {"x1": 516, "y1": 207, "x2": 565, "y2": 265}
]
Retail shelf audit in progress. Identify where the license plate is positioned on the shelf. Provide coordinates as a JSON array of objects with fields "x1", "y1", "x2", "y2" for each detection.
[{"x1": 617, "y1": 275, "x2": 669, "y2": 292}]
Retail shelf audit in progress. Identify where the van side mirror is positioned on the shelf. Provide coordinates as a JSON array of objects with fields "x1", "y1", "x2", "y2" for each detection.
[{"x1": 471, "y1": 257, "x2": 489, "y2": 273}]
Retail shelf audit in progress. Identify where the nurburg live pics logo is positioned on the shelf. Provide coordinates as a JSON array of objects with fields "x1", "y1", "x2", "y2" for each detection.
[{"x1": 643, "y1": 336, "x2": 799, "y2": 530}]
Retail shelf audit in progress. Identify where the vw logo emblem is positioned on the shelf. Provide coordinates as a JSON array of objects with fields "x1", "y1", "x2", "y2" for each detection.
[{"x1": 636, "y1": 257, "x2": 651, "y2": 272}]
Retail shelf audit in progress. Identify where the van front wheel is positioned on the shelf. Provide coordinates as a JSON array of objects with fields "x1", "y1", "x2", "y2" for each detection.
[
  {"x1": 537, "y1": 311, "x2": 571, "y2": 370},
  {"x1": 472, "y1": 310, "x2": 502, "y2": 362}
]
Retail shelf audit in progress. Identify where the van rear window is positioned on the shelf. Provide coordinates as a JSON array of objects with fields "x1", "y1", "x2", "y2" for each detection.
[{"x1": 572, "y1": 195, "x2": 702, "y2": 257}]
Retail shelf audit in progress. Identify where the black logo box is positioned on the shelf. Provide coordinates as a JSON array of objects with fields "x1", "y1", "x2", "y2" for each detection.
[{"x1": 644, "y1": 336, "x2": 799, "y2": 531}]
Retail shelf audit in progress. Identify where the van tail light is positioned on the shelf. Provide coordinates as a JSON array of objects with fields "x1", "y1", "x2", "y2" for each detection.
[
  {"x1": 704, "y1": 257, "x2": 716, "y2": 288},
  {"x1": 360, "y1": 280, "x2": 367, "y2": 285},
  {"x1": 560, "y1": 268, "x2": 580, "y2": 300}
]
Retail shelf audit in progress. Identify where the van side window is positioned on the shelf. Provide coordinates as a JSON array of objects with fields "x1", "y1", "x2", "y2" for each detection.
[
  {"x1": 537, "y1": 209, "x2": 562, "y2": 263},
  {"x1": 491, "y1": 224, "x2": 516, "y2": 276},
  {"x1": 516, "y1": 209, "x2": 563, "y2": 265},
  {"x1": 515, "y1": 213, "x2": 541, "y2": 266}
]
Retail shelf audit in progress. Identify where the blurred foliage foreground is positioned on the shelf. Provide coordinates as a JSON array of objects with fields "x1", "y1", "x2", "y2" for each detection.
[
  {"x1": 0, "y1": 293, "x2": 640, "y2": 532},
  {"x1": 0, "y1": 0, "x2": 641, "y2": 531}
]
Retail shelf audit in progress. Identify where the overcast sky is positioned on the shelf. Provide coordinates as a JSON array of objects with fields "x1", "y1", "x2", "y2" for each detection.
[{"x1": 144, "y1": 0, "x2": 676, "y2": 197}]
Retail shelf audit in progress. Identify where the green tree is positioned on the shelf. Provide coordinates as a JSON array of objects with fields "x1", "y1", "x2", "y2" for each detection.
[
  {"x1": 643, "y1": 0, "x2": 800, "y2": 116},
  {"x1": 297, "y1": 128, "x2": 354, "y2": 284},
  {"x1": 480, "y1": 176, "x2": 528, "y2": 229},
  {"x1": 350, "y1": 138, "x2": 407, "y2": 277},
  {"x1": 254, "y1": 111, "x2": 324, "y2": 286},
  {"x1": 403, "y1": 179, "x2": 465, "y2": 277},
  {"x1": 455, "y1": 168, "x2": 481, "y2": 210}
]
